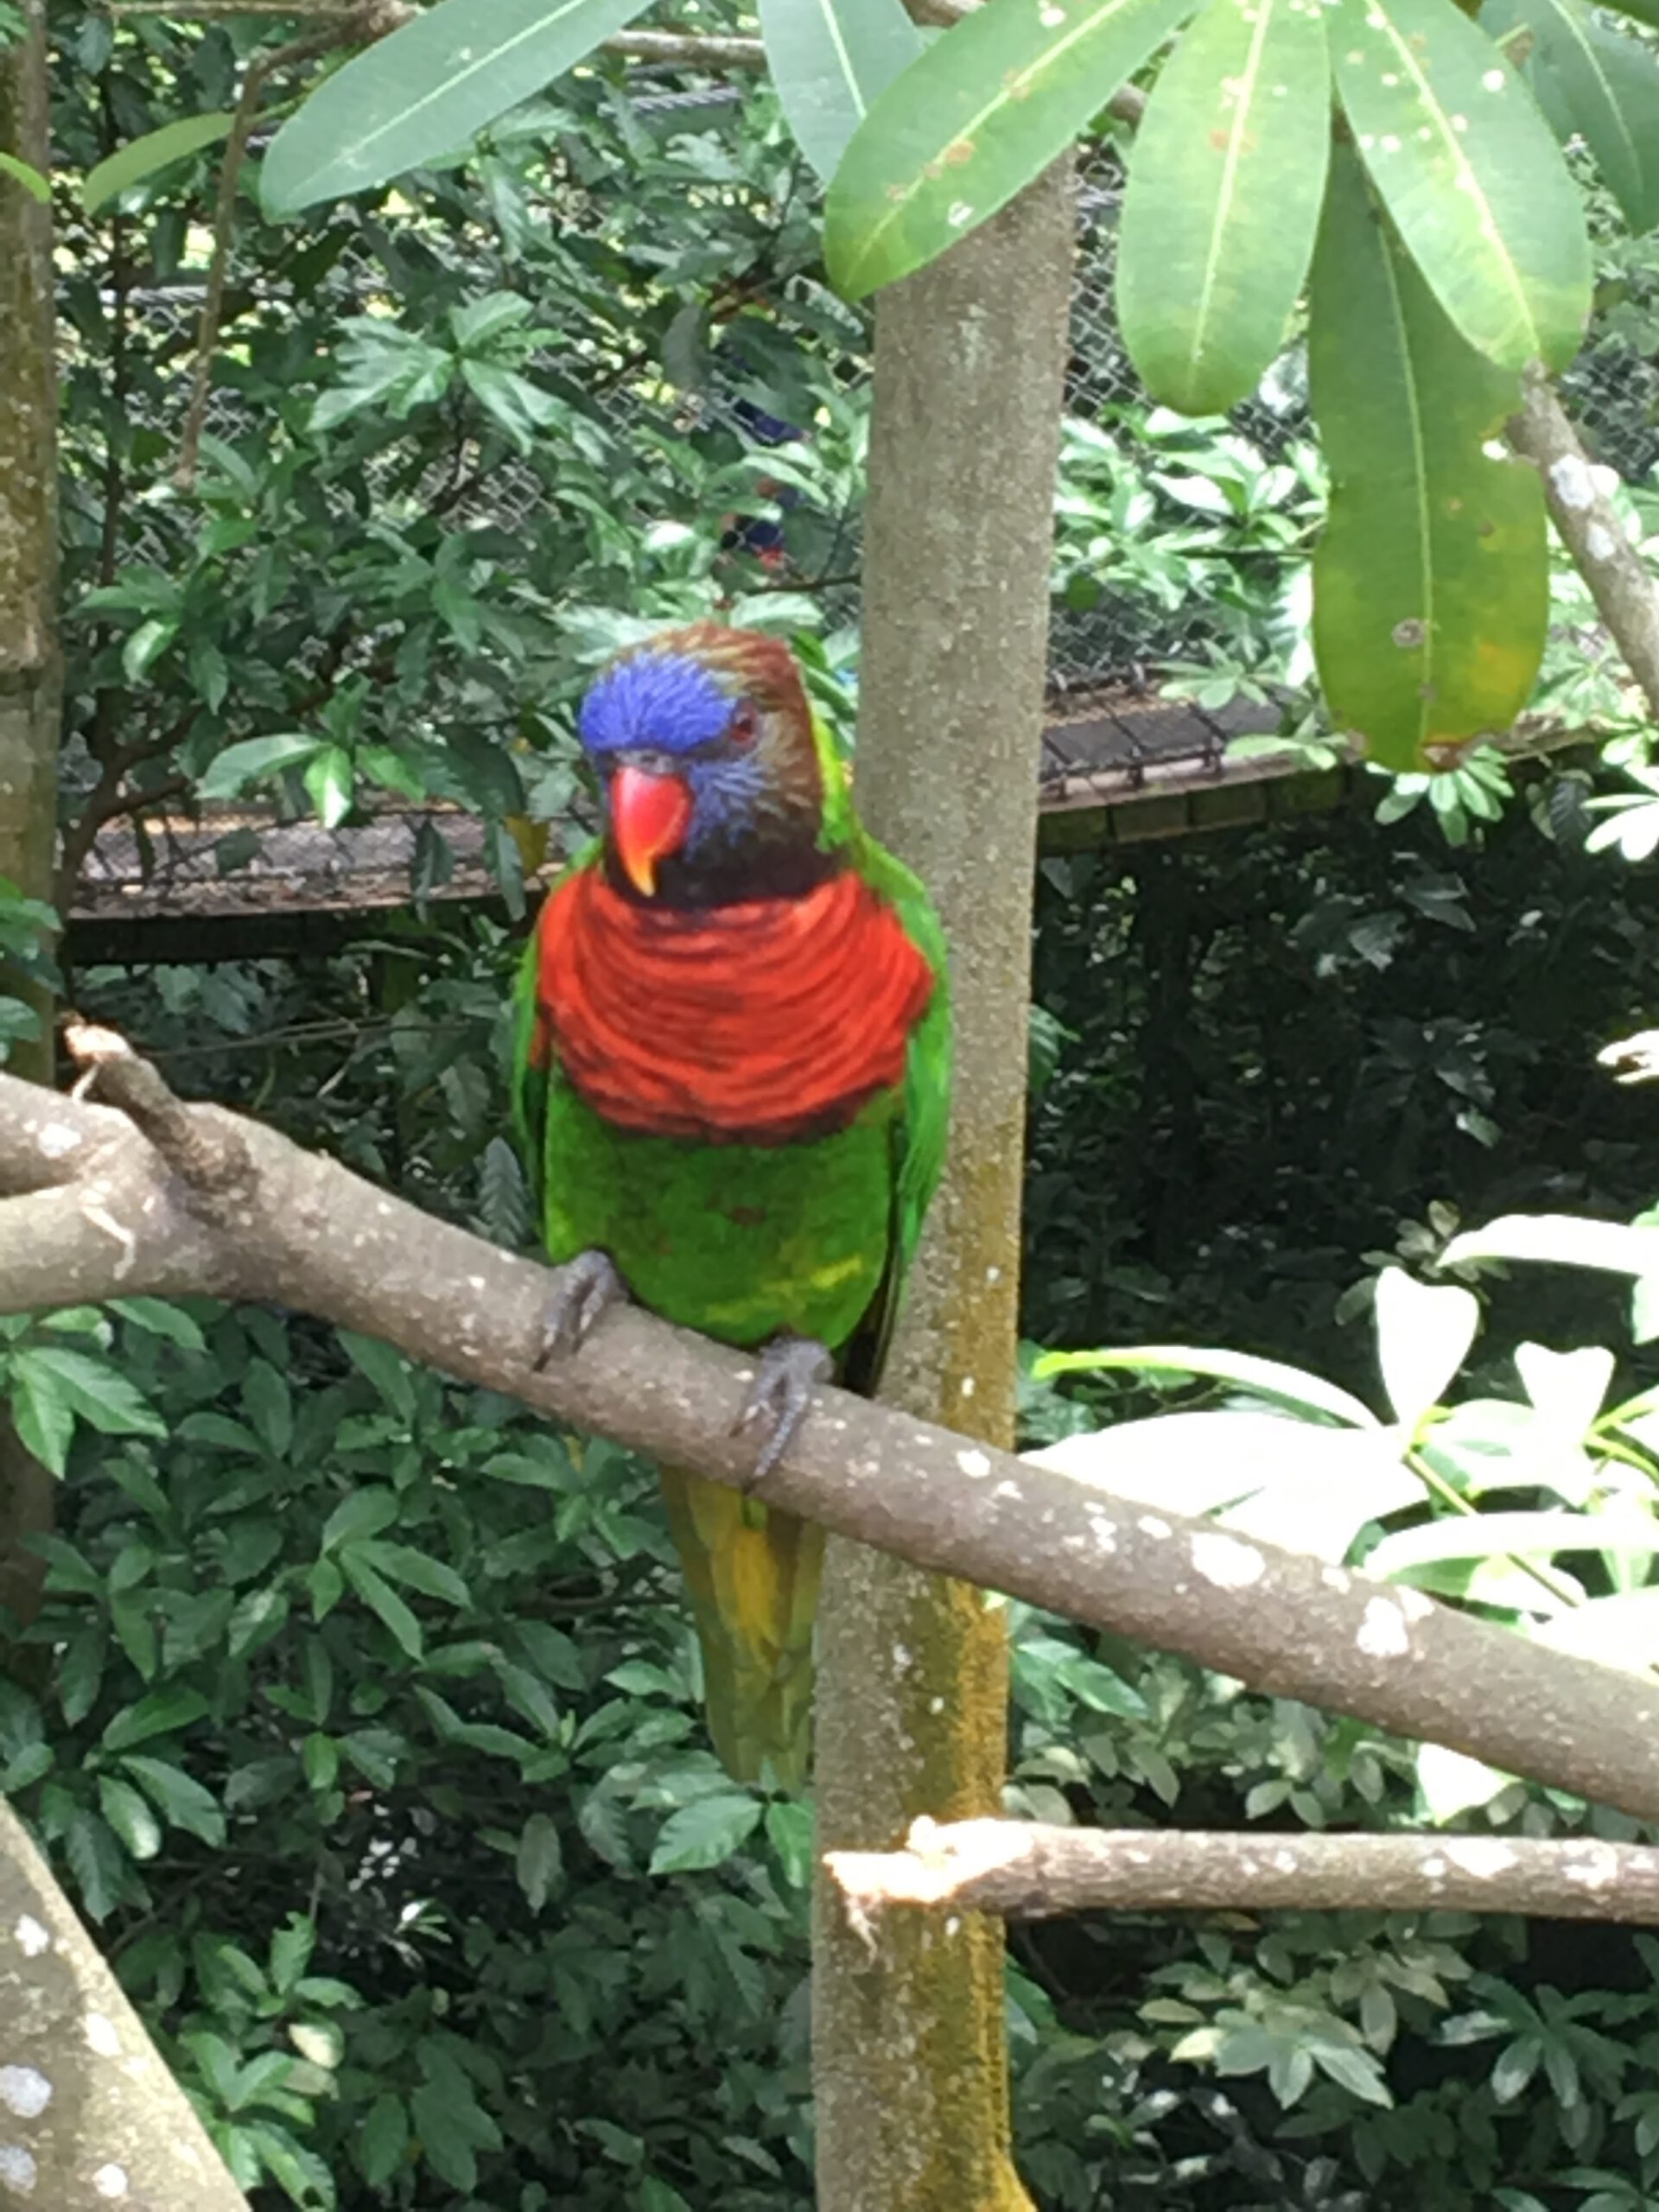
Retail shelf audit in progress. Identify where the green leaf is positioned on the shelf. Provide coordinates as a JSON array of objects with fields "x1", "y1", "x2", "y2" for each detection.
[
  {"x1": 82, "y1": 112, "x2": 236, "y2": 213},
  {"x1": 1496, "y1": 0, "x2": 1659, "y2": 232},
  {"x1": 109, "y1": 1298, "x2": 207, "y2": 1351},
  {"x1": 98, "y1": 1774, "x2": 163, "y2": 1860},
  {"x1": 302, "y1": 744, "x2": 354, "y2": 830},
  {"x1": 0, "y1": 152, "x2": 51, "y2": 203},
  {"x1": 1036, "y1": 1343, "x2": 1379, "y2": 1427},
  {"x1": 66, "y1": 1809, "x2": 127, "y2": 1921},
  {"x1": 321, "y1": 1486, "x2": 401, "y2": 1553},
  {"x1": 649, "y1": 1792, "x2": 763, "y2": 1875},
  {"x1": 1444, "y1": 1212, "x2": 1659, "y2": 1277},
  {"x1": 760, "y1": 0, "x2": 924, "y2": 184},
  {"x1": 340, "y1": 1548, "x2": 423, "y2": 1659},
  {"x1": 9, "y1": 1361, "x2": 73, "y2": 1476},
  {"x1": 122, "y1": 617, "x2": 176, "y2": 683},
  {"x1": 352, "y1": 1539, "x2": 471, "y2": 1608},
  {"x1": 196, "y1": 733, "x2": 321, "y2": 801},
  {"x1": 1116, "y1": 0, "x2": 1331, "y2": 412},
  {"x1": 823, "y1": 0, "x2": 1198, "y2": 299},
  {"x1": 356, "y1": 2094, "x2": 410, "y2": 2189},
  {"x1": 121, "y1": 1754, "x2": 227, "y2": 1845},
  {"x1": 1373, "y1": 1268, "x2": 1478, "y2": 1423},
  {"x1": 260, "y1": 0, "x2": 655, "y2": 216},
  {"x1": 340, "y1": 1331, "x2": 416, "y2": 1420},
  {"x1": 101, "y1": 1686, "x2": 210, "y2": 1751},
  {"x1": 516, "y1": 1810, "x2": 563, "y2": 1911},
  {"x1": 1307, "y1": 143, "x2": 1548, "y2": 772},
  {"x1": 1332, "y1": 0, "x2": 1590, "y2": 372},
  {"x1": 766, "y1": 1798, "x2": 815, "y2": 1890}
]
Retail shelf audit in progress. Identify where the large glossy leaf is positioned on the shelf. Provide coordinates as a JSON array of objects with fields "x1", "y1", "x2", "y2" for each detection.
[
  {"x1": 1116, "y1": 0, "x2": 1331, "y2": 414},
  {"x1": 260, "y1": 0, "x2": 653, "y2": 217},
  {"x1": 760, "y1": 0, "x2": 924, "y2": 185},
  {"x1": 1037, "y1": 1343, "x2": 1380, "y2": 1427},
  {"x1": 1444, "y1": 1212, "x2": 1659, "y2": 1276},
  {"x1": 83, "y1": 113, "x2": 236, "y2": 213},
  {"x1": 1491, "y1": 0, "x2": 1659, "y2": 234},
  {"x1": 823, "y1": 0, "x2": 1198, "y2": 300},
  {"x1": 1332, "y1": 0, "x2": 1590, "y2": 372},
  {"x1": 1307, "y1": 145, "x2": 1548, "y2": 772}
]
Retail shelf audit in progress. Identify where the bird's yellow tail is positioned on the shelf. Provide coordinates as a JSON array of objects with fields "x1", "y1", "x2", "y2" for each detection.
[{"x1": 658, "y1": 1467, "x2": 823, "y2": 1791}]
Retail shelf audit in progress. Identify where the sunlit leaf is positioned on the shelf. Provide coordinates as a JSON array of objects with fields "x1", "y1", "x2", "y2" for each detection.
[
  {"x1": 760, "y1": 0, "x2": 924, "y2": 184},
  {"x1": 1444, "y1": 1212, "x2": 1659, "y2": 1277},
  {"x1": 1036, "y1": 1342, "x2": 1380, "y2": 1427},
  {"x1": 1417, "y1": 1738, "x2": 1512, "y2": 1820},
  {"x1": 1373, "y1": 1268, "x2": 1478, "y2": 1424},
  {"x1": 823, "y1": 0, "x2": 1197, "y2": 299},
  {"x1": 1332, "y1": 0, "x2": 1591, "y2": 372},
  {"x1": 1116, "y1": 0, "x2": 1330, "y2": 413},
  {"x1": 83, "y1": 112, "x2": 236, "y2": 213},
  {"x1": 1308, "y1": 143, "x2": 1548, "y2": 771},
  {"x1": 260, "y1": 0, "x2": 655, "y2": 217}
]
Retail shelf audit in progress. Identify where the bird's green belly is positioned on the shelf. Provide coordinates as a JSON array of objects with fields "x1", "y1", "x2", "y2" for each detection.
[{"x1": 540, "y1": 1085, "x2": 893, "y2": 1350}]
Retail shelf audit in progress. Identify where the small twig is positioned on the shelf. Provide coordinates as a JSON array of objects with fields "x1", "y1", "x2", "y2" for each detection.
[
  {"x1": 826, "y1": 1816, "x2": 1659, "y2": 1925},
  {"x1": 1508, "y1": 367, "x2": 1659, "y2": 725},
  {"x1": 61, "y1": 1024, "x2": 254, "y2": 1200},
  {"x1": 175, "y1": 4, "x2": 399, "y2": 488}
]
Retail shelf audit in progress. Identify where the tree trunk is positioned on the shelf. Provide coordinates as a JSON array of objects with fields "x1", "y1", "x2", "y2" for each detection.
[
  {"x1": 0, "y1": 0, "x2": 61, "y2": 1640},
  {"x1": 0, "y1": 1797, "x2": 251, "y2": 2207},
  {"x1": 811, "y1": 162, "x2": 1075, "y2": 2211}
]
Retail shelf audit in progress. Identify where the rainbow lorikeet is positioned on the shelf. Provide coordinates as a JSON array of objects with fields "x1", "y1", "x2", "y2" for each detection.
[{"x1": 511, "y1": 624, "x2": 950, "y2": 1789}]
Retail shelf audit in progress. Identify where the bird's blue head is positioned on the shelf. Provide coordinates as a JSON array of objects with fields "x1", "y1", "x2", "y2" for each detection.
[{"x1": 576, "y1": 623, "x2": 827, "y2": 905}]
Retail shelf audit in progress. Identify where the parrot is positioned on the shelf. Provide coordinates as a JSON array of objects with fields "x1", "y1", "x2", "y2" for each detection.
[{"x1": 511, "y1": 622, "x2": 950, "y2": 1790}]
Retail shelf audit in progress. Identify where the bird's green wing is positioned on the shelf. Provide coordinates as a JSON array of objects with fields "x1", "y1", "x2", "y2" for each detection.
[{"x1": 839, "y1": 828, "x2": 952, "y2": 1396}]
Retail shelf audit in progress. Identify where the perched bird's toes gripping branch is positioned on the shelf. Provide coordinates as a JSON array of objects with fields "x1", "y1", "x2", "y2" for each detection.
[
  {"x1": 734, "y1": 1332, "x2": 836, "y2": 1487},
  {"x1": 534, "y1": 1246, "x2": 629, "y2": 1365}
]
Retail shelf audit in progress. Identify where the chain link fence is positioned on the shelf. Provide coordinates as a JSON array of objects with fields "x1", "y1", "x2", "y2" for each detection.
[{"x1": 88, "y1": 80, "x2": 1659, "y2": 702}]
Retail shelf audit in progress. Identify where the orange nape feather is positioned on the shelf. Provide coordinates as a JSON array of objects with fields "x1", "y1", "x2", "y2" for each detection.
[{"x1": 531, "y1": 867, "x2": 934, "y2": 1146}]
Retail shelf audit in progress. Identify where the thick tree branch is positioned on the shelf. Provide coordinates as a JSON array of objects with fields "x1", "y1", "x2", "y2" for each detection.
[
  {"x1": 1509, "y1": 369, "x2": 1659, "y2": 722},
  {"x1": 6, "y1": 1061, "x2": 1659, "y2": 1829},
  {"x1": 826, "y1": 1817, "x2": 1659, "y2": 1925}
]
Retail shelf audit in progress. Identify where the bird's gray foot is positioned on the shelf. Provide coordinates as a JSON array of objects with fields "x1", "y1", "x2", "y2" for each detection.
[
  {"x1": 734, "y1": 1333, "x2": 833, "y2": 1486},
  {"x1": 535, "y1": 1249, "x2": 628, "y2": 1367}
]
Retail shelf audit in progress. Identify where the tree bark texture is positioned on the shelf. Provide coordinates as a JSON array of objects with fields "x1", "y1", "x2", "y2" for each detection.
[
  {"x1": 811, "y1": 164, "x2": 1075, "y2": 2212},
  {"x1": 0, "y1": 1796, "x2": 250, "y2": 2208},
  {"x1": 0, "y1": 0, "x2": 60, "y2": 1646},
  {"x1": 1508, "y1": 371, "x2": 1659, "y2": 724},
  {"x1": 827, "y1": 1817, "x2": 1659, "y2": 1924}
]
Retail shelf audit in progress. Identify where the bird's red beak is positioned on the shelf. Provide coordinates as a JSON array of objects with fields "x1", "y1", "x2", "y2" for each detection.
[{"x1": 610, "y1": 764, "x2": 693, "y2": 898}]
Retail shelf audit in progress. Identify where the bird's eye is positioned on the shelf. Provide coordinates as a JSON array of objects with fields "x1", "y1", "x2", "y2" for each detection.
[{"x1": 729, "y1": 700, "x2": 758, "y2": 743}]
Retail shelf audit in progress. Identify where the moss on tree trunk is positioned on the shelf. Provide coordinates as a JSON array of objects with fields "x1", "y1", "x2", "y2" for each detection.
[
  {"x1": 0, "y1": 0, "x2": 60, "y2": 1643},
  {"x1": 811, "y1": 162, "x2": 1075, "y2": 2209}
]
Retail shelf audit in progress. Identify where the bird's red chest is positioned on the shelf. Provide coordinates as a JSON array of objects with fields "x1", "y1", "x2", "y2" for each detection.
[{"x1": 531, "y1": 867, "x2": 934, "y2": 1145}]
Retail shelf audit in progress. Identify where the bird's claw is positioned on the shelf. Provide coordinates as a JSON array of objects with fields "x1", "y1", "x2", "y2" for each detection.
[
  {"x1": 535, "y1": 1249, "x2": 627, "y2": 1368},
  {"x1": 734, "y1": 1333, "x2": 833, "y2": 1487}
]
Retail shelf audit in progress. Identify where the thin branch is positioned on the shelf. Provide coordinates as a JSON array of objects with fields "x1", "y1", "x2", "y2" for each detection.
[
  {"x1": 1509, "y1": 368, "x2": 1659, "y2": 723},
  {"x1": 7, "y1": 1054, "x2": 1659, "y2": 1837},
  {"x1": 825, "y1": 1817, "x2": 1659, "y2": 1925},
  {"x1": 175, "y1": 4, "x2": 400, "y2": 489}
]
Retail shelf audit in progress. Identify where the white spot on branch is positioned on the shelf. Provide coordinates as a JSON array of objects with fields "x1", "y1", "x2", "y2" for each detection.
[
  {"x1": 0, "y1": 2072, "x2": 48, "y2": 2121},
  {"x1": 92, "y1": 2167, "x2": 130, "y2": 2200},
  {"x1": 0, "y1": 2145, "x2": 37, "y2": 2195},
  {"x1": 35, "y1": 1123, "x2": 80, "y2": 1160},
  {"x1": 82, "y1": 2013, "x2": 120, "y2": 2059},
  {"x1": 1586, "y1": 522, "x2": 1617, "y2": 563},
  {"x1": 80, "y1": 1196, "x2": 137, "y2": 1278},
  {"x1": 1444, "y1": 1838, "x2": 1516, "y2": 1878},
  {"x1": 1549, "y1": 455, "x2": 1595, "y2": 511},
  {"x1": 957, "y1": 1448, "x2": 991, "y2": 1478},
  {"x1": 10, "y1": 1921, "x2": 47, "y2": 1960},
  {"x1": 1191, "y1": 1533, "x2": 1266, "y2": 1590},
  {"x1": 1357, "y1": 1597, "x2": 1410, "y2": 1657},
  {"x1": 1137, "y1": 1515, "x2": 1172, "y2": 1539}
]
